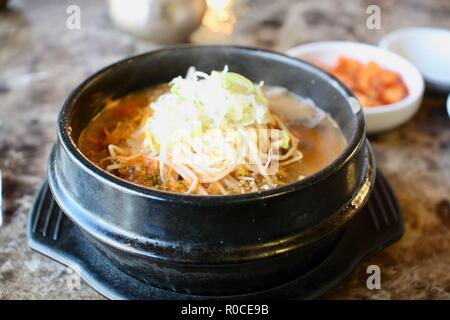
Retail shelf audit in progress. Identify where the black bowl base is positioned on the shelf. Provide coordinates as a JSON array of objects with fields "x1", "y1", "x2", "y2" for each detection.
[{"x1": 27, "y1": 171, "x2": 403, "y2": 300}]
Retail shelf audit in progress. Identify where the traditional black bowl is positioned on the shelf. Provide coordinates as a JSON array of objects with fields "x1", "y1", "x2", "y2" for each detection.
[{"x1": 48, "y1": 45, "x2": 373, "y2": 296}]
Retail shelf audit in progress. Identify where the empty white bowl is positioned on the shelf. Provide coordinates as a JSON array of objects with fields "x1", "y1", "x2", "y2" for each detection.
[
  {"x1": 286, "y1": 41, "x2": 425, "y2": 134},
  {"x1": 379, "y1": 27, "x2": 450, "y2": 93}
]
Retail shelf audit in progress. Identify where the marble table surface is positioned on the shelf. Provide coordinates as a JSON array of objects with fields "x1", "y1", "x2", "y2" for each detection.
[{"x1": 0, "y1": 0, "x2": 449, "y2": 299}]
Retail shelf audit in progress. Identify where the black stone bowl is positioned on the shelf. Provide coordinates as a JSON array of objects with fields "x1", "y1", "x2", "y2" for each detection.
[{"x1": 48, "y1": 45, "x2": 374, "y2": 296}]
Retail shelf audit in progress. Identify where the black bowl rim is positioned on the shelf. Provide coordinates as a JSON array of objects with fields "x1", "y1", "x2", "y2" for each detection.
[{"x1": 58, "y1": 45, "x2": 365, "y2": 205}]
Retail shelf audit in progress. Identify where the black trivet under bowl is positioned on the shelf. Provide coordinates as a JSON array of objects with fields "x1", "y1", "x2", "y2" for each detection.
[{"x1": 27, "y1": 171, "x2": 403, "y2": 300}]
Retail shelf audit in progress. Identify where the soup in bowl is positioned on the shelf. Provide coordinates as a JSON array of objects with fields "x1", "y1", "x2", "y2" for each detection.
[
  {"x1": 49, "y1": 46, "x2": 372, "y2": 295},
  {"x1": 78, "y1": 67, "x2": 347, "y2": 195}
]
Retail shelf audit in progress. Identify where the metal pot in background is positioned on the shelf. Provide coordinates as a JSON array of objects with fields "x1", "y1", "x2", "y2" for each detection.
[{"x1": 108, "y1": 0, "x2": 206, "y2": 44}]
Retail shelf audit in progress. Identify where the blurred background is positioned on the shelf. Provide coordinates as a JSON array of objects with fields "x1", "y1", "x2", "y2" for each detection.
[{"x1": 0, "y1": 0, "x2": 449, "y2": 299}]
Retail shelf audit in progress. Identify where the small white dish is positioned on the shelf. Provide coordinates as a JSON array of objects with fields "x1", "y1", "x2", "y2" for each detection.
[
  {"x1": 379, "y1": 27, "x2": 450, "y2": 93},
  {"x1": 286, "y1": 41, "x2": 425, "y2": 134}
]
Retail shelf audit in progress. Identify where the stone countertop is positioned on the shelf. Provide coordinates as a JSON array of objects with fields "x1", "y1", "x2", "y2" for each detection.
[{"x1": 0, "y1": 0, "x2": 449, "y2": 300}]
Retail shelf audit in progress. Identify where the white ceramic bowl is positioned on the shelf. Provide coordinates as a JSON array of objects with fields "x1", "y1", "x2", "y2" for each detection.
[
  {"x1": 286, "y1": 41, "x2": 425, "y2": 134},
  {"x1": 447, "y1": 94, "x2": 450, "y2": 118},
  {"x1": 379, "y1": 27, "x2": 450, "y2": 93}
]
